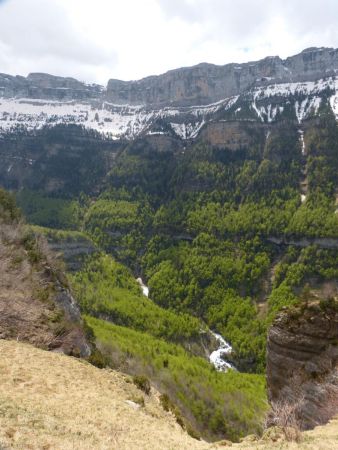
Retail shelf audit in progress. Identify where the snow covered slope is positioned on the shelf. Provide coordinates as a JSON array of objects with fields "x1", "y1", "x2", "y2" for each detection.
[
  {"x1": 0, "y1": 96, "x2": 237, "y2": 139},
  {"x1": 0, "y1": 76, "x2": 337, "y2": 140},
  {"x1": 250, "y1": 76, "x2": 338, "y2": 123}
]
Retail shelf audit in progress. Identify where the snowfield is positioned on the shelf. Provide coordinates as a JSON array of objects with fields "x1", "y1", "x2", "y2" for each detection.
[{"x1": 0, "y1": 95, "x2": 238, "y2": 140}]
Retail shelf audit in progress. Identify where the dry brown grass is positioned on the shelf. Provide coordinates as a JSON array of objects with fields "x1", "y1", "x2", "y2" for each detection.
[
  {"x1": 234, "y1": 416, "x2": 338, "y2": 449},
  {"x1": 0, "y1": 340, "x2": 213, "y2": 450},
  {"x1": 0, "y1": 222, "x2": 59, "y2": 347},
  {"x1": 0, "y1": 340, "x2": 337, "y2": 450}
]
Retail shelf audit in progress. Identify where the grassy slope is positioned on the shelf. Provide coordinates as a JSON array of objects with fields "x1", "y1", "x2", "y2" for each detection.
[
  {"x1": 70, "y1": 253, "x2": 268, "y2": 441},
  {"x1": 0, "y1": 340, "x2": 211, "y2": 450},
  {"x1": 70, "y1": 254, "x2": 203, "y2": 345},
  {"x1": 235, "y1": 419, "x2": 338, "y2": 449},
  {"x1": 0, "y1": 340, "x2": 336, "y2": 450}
]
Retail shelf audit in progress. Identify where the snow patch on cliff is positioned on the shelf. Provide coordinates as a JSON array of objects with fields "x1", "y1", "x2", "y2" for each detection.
[
  {"x1": 254, "y1": 77, "x2": 337, "y2": 99},
  {"x1": 252, "y1": 77, "x2": 336, "y2": 122},
  {"x1": 298, "y1": 129, "x2": 306, "y2": 155},
  {"x1": 170, "y1": 121, "x2": 206, "y2": 139}
]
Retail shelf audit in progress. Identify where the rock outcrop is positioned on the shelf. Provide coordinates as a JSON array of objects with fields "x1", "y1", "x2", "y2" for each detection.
[
  {"x1": 267, "y1": 300, "x2": 338, "y2": 430},
  {"x1": 267, "y1": 236, "x2": 338, "y2": 249},
  {"x1": 200, "y1": 121, "x2": 266, "y2": 150},
  {"x1": 45, "y1": 235, "x2": 97, "y2": 272}
]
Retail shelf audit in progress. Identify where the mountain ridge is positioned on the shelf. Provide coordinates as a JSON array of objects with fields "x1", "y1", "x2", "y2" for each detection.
[{"x1": 1, "y1": 46, "x2": 338, "y2": 106}]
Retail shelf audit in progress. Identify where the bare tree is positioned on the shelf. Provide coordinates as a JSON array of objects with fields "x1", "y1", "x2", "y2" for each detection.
[{"x1": 267, "y1": 395, "x2": 305, "y2": 442}]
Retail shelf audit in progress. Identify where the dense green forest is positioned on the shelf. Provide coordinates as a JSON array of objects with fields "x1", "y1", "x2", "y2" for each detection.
[
  {"x1": 86, "y1": 315, "x2": 266, "y2": 441},
  {"x1": 70, "y1": 254, "x2": 203, "y2": 346},
  {"x1": 69, "y1": 253, "x2": 267, "y2": 440},
  {"x1": 10, "y1": 109, "x2": 338, "y2": 441}
]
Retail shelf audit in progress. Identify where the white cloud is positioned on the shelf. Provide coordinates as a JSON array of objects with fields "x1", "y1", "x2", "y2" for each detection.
[{"x1": 0, "y1": 0, "x2": 337, "y2": 85}]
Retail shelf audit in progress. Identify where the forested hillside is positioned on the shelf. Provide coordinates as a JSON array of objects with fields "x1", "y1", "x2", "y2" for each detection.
[{"x1": 16, "y1": 107, "x2": 338, "y2": 369}]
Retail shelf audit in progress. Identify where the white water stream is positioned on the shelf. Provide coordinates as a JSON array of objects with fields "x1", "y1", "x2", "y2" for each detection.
[
  {"x1": 136, "y1": 278, "x2": 149, "y2": 297},
  {"x1": 298, "y1": 129, "x2": 307, "y2": 203},
  {"x1": 209, "y1": 331, "x2": 235, "y2": 372},
  {"x1": 135, "y1": 279, "x2": 235, "y2": 372},
  {"x1": 298, "y1": 129, "x2": 306, "y2": 155}
]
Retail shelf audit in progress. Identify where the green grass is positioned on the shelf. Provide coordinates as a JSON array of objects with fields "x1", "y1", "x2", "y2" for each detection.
[{"x1": 31, "y1": 225, "x2": 91, "y2": 242}]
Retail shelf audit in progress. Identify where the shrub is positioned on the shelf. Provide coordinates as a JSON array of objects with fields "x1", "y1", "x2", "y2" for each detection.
[
  {"x1": 0, "y1": 188, "x2": 21, "y2": 221},
  {"x1": 186, "y1": 424, "x2": 201, "y2": 440},
  {"x1": 159, "y1": 394, "x2": 186, "y2": 430},
  {"x1": 132, "y1": 375, "x2": 151, "y2": 395},
  {"x1": 267, "y1": 397, "x2": 304, "y2": 442},
  {"x1": 159, "y1": 393, "x2": 171, "y2": 412},
  {"x1": 87, "y1": 349, "x2": 109, "y2": 369}
]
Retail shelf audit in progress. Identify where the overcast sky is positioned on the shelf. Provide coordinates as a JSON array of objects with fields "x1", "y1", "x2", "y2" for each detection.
[{"x1": 0, "y1": 0, "x2": 337, "y2": 85}]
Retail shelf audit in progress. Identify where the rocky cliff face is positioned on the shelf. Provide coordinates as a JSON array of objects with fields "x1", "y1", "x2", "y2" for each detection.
[
  {"x1": 199, "y1": 121, "x2": 266, "y2": 150},
  {"x1": 44, "y1": 234, "x2": 98, "y2": 272},
  {"x1": 0, "y1": 72, "x2": 103, "y2": 100},
  {"x1": 106, "y1": 47, "x2": 338, "y2": 106},
  {"x1": 267, "y1": 300, "x2": 338, "y2": 430},
  {"x1": 0, "y1": 192, "x2": 91, "y2": 357}
]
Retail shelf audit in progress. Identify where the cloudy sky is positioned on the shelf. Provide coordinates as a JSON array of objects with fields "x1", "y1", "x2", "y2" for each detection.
[{"x1": 0, "y1": 0, "x2": 337, "y2": 85}]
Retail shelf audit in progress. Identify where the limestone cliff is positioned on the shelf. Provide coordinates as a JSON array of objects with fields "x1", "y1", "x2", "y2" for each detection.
[
  {"x1": 1, "y1": 47, "x2": 338, "y2": 142},
  {"x1": 1, "y1": 47, "x2": 337, "y2": 107},
  {"x1": 106, "y1": 47, "x2": 338, "y2": 106},
  {"x1": 267, "y1": 300, "x2": 338, "y2": 430},
  {"x1": 0, "y1": 72, "x2": 103, "y2": 100}
]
